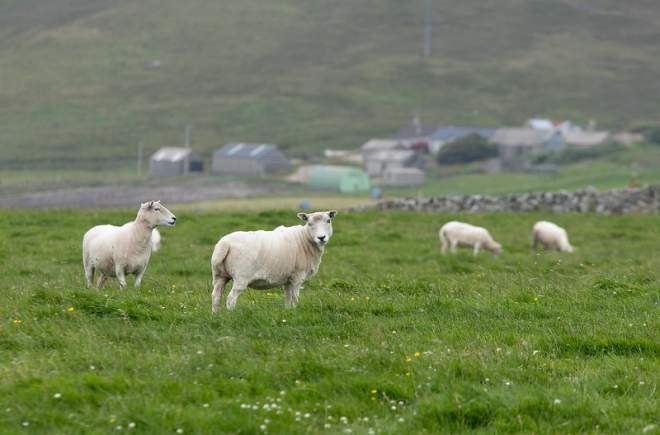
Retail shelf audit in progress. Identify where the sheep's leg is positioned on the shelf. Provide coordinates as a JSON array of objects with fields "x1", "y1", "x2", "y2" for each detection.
[
  {"x1": 212, "y1": 277, "x2": 229, "y2": 313},
  {"x1": 96, "y1": 274, "x2": 109, "y2": 290},
  {"x1": 116, "y1": 269, "x2": 127, "y2": 290},
  {"x1": 226, "y1": 281, "x2": 247, "y2": 310},
  {"x1": 134, "y1": 268, "x2": 147, "y2": 289},
  {"x1": 283, "y1": 282, "x2": 303, "y2": 309},
  {"x1": 284, "y1": 284, "x2": 293, "y2": 308},
  {"x1": 84, "y1": 263, "x2": 95, "y2": 287},
  {"x1": 473, "y1": 242, "x2": 481, "y2": 257},
  {"x1": 440, "y1": 241, "x2": 448, "y2": 254},
  {"x1": 450, "y1": 241, "x2": 458, "y2": 253}
]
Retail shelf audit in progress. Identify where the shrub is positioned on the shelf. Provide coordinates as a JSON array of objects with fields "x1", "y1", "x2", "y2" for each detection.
[
  {"x1": 530, "y1": 141, "x2": 623, "y2": 165},
  {"x1": 436, "y1": 133, "x2": 498, "y2": 165}
]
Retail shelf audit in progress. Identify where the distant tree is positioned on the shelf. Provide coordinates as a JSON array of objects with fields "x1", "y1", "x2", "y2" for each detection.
[
  {"x1": 647, "y1": 126, "x2": 660, "y2": 144},
  {"x1": 436, "y1": 133, "x2": 498, "y2": 165}
]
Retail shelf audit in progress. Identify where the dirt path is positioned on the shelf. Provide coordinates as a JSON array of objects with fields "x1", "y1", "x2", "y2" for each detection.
[{"x1": 0, "y1": 181, "x2": 289, "y2": 208}]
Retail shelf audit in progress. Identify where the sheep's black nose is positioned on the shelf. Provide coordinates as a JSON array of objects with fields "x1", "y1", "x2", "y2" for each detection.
[
  {"x1": 318, "y1": 235, "x2": 326, "y2": 241},
  {"x1": 172, "y1": 217, "x2": 177, "y2": 222}
]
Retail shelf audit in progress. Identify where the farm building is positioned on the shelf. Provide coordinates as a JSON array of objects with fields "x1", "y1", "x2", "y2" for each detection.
[
  {"x1": 149, "y1": 147, "x2": 204, "y2": 178},
  {"x1": 360, "y1": 139, "x2": 407, "y2": 163},
  {"x1": 212, "y1": 143, "x2": 289, "y2": 175},
  {"x1": 489, "y1": 128, "x2": 566, "y2": 171},
  {"x1": 307, "y1": 165, "x2": 370, "y2": 193},
  {"x1": 562, "y1": 131, "x2": 611, "y2": 148},
  {"x1": 525, "y1": 118, "x2": 582, "y2": 132},
  {"x1": 364, "y1": 150, "x2": 426, "y2": 177},
  {"x1": 382, "y1": 167, "x2": 425, "y2": 187}
]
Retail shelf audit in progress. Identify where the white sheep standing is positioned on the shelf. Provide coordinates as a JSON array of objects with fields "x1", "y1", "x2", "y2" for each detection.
[
  {"x1": 82, "y1": 201, "x2": 177, "y2": 290},
  {"x1": 531, "y1": 220, "x2": 574, "y2": 253},
  {"x1": 211, "y1": 210, "x2": 338, "y2": 311},
  {"x1": 439, "y1": 221, "x2": 502, "y2": 257},
  {"x1": 151, "y1": 228, "x2": 162, "y2": 253}
]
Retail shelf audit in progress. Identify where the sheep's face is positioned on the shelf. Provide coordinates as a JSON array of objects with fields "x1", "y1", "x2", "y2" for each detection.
[
  {"x1": 298, "y1": 210, "x2": 337, "y2": 247},
  {"x1": 139, "y1": 201, "x2": 177, "y2": 228},
  {"x1": 491, "y1": 243, "x2": 503, "y2": 257}
]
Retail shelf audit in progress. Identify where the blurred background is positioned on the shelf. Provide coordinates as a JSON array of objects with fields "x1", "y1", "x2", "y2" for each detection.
[{"x1": 1, "y1": 0, "x2": 659, "y2": 207}]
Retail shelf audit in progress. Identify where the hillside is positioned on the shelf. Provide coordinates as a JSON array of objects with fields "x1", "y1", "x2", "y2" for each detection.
[{"x1": 1, "y1": 0, "x2": 659, "y2": 170}]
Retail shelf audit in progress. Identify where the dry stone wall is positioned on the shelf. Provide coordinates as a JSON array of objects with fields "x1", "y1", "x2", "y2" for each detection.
[{"x1": 373, "y1": 185, "x2": 660, "y2": 215}]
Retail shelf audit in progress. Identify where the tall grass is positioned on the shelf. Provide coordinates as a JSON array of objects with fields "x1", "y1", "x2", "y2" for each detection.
[{"x1": 1, "y1": 208, "x2": 659, "y2": 433}]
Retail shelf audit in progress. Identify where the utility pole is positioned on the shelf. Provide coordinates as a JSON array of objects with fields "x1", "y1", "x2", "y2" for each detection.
[
  {"x1": 137, "y1": 141, "x2": 143, "y2": 176},
  {"x1": 183, "y1": 124, "x2": 193, "y2": 176},
  {"x1": 424, "y1": 0, "x2": 431, "y2": 57}
]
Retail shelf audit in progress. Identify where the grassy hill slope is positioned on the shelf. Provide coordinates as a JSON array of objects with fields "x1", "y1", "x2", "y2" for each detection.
[{"x1": 1, "y1": 0, "x2": 659, "y2": 170}]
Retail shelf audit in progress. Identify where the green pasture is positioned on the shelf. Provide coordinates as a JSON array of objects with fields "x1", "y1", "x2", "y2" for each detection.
[{"x1": 1, "y1": 207, "x2": 659, "y2": 434}]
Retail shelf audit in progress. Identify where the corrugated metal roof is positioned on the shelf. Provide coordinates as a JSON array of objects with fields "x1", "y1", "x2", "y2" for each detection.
[
  {"x1": 360, "y1": 139, "x2": 405, "y2": 152},
  {"x1": 488, "y1": 128, "x2": 553, "y2": 147},
  {"x1": 430, "y1": 126, "x2": 497, "y2": 141},
  {"x1": 367, "y1": 150, "x2": 415, "y2": 163},
  {"x1": 562, "y1": 131, "x2": 611, "y2": 147},
  {"x1": 214, "y1": 143, "x2": 280, "y2": 159},
  {"x1": 150, "y1": 147, "x2": 200, "y2": 162}
]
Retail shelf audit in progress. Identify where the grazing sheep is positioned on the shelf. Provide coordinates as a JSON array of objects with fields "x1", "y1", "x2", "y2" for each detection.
[
  {"x1": 151, "y1": 228, "x2": 162, "y2": 253},
  {"x1": 531, "y1": 221, "x2": 574, "y2": 253},
  {"x1": 211, "y1": 210, "x2": 338, "y2": 311},
  {"x1": 82, "y1": 201, "x2": 177, "y2": 290},
  {"x1": 439, "y1": 221, "x2": 502, "y2": 257}
]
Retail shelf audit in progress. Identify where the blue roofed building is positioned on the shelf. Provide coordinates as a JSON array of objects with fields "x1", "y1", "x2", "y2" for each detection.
[{"x1": 212, "y1": 143, "x2": 290, "y2": 175}]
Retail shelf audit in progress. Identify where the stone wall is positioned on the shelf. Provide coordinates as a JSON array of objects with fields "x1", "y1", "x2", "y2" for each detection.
[{"x1": 372, "y1": 185, "x2": 660, "y2": 215}]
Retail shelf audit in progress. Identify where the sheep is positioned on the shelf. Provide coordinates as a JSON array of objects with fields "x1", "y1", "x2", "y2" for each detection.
[
  {"x1": 151, "y1": 228, "x2": 162, "y2": 253},
  {"x1": 531, "y1": 221, "x2": 574, "y2": 253},
  {"x1": 439, "y1": 221, "x2": 502, "y2": 257},
  {"x1": 211, "y1": 210, "x2": 338, "y2": 311},
  {"x1": 82, "y1": 201, "x2": 177, "y2": 290}
]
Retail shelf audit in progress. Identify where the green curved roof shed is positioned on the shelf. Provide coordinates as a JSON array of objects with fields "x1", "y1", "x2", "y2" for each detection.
[{"x1": 307, "y1": 165, "x2": 371, "y2": 193}]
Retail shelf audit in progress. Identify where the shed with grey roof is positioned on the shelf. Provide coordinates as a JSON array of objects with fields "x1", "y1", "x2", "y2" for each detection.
[
  {"x1": 212, "y1": 143, "x2": 290, "y2": 175},
  {"x1": 489, "y1": 128, "x2": 565, "y2": 172},
  {"x1": 149, "y1": 147, "x2": 204, "y2": 178},
  {"x1": 382, "y1": 167, "x2": 426, "y2": 187},
  {"x1": 364, "y1": 149, "x2": 426, "y2": 177}
]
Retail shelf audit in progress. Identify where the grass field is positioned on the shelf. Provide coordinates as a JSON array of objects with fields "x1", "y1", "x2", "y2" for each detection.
[{"x1": 1, "y1": 206, "x2": 660, "y2": 434}]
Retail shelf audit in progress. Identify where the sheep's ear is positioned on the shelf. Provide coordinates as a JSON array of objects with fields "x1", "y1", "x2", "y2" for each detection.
[
  {"x1": 297, "y1": 212, "x2": 308, "y2": 223},
  {"x1": 147, "y1": 201, "x2": 154, "y2": 209},
  {"x1": 328, "y1": 210, "x2": 338, "y2": 220}
]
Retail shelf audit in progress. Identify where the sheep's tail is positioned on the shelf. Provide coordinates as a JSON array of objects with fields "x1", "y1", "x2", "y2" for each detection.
[
  {"x1": 212, "y1": 241, "x2": 230, "y2": 269},
  {"x1": 439, "y1": 227, "x2": 448, "y2": 245},
  {"x1": 439, "y1": 226, "x2": 450, "y2": 254}
]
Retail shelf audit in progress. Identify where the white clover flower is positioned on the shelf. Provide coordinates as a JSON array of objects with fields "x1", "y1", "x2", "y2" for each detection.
[
  {"x1": 53, "y1": 393, "x2": 62, "y2": 399},
  {"x1": 554, "y1": 399, "x2": 561, "y2": 405}
]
